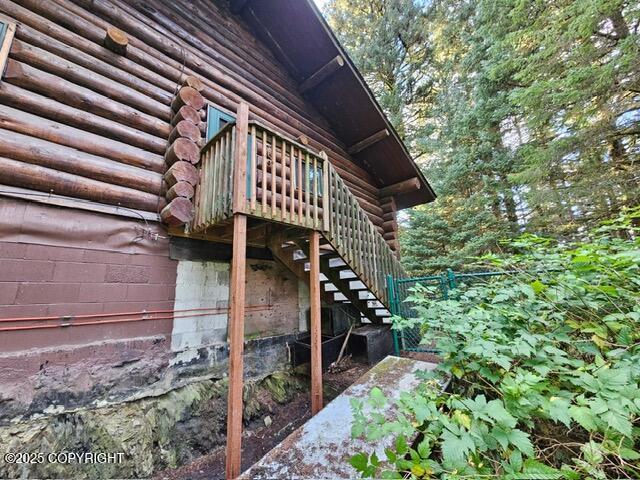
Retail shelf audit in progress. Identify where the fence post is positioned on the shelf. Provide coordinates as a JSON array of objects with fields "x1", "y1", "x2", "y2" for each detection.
[
  {"x1": 447, "y1": 268, "x2": 457, "y2": 290},
  {"x1": 386, "y1": 274, "x2": 401, "y2": 356},
  {"x1": 440, "y1": 274, "x2": 448, "y2": 300}
]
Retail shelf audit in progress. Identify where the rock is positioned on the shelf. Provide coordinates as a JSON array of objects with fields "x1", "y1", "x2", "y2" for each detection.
[{"x1": 264, "y1": 415, "x2": 272, "y2": 427}]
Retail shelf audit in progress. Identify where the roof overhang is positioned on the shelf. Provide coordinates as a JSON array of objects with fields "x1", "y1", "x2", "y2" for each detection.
[{"x1": 231, "y1": 0, "x2": 436, "y2": 209}]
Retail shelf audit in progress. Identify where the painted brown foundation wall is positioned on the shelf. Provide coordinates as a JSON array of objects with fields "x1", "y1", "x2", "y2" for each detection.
[
  {"x1": 0, "y1": 198, "x2": 302, "y2": 422},
  {"x1": 0, "y1": 198, "x2": 177, "y2": 352}
]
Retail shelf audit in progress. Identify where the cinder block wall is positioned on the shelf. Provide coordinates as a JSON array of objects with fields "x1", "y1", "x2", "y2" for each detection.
[
  {"x1": 0, "y1": 198, "x2": 302, "y2": 422},
  {"x1": 0, "y1": 198, "x2": 177, "y2": 352}
]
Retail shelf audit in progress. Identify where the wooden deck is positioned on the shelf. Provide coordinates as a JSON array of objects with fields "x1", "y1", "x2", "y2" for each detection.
[{"x1": 192, "y1": 117, "x2": 405, "y2": 310}]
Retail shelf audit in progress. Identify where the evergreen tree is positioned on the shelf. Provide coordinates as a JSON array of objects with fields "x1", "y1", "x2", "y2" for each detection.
[{"x1": 324, "y1": 0, "x2": 639, "y2": 274}]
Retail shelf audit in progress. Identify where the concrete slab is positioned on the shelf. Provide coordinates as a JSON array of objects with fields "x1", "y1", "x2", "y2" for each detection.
[{"x1": 240, "y1": 356, "x2": 437, "y2": 479}]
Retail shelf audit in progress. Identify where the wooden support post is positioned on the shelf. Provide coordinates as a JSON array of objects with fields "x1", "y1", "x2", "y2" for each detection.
[
  {"x1": 225, "y1": 213, "x2": 247, "y2": 480},
  {"x1": 299, "y1": 55, "x2": 345, "y2": 94},
  {"x1": 233, "y1": 102, "x2": 249, "y2": 214},
  {"x1": 309, "y1": 230, "x2": 323, "y2": 415}
]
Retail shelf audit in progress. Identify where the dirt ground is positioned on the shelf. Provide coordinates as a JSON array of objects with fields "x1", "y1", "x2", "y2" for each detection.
[
  {"x1": 153, "y1": 358, "x2": 375, "y2": 480},
  {"x1": 154, "y1": 352, "x2": 439, "y2": 480}
]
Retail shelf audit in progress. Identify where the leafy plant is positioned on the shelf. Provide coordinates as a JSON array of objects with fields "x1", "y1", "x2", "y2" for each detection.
[{"x1": 350, "y1": 208, "x2": 640, "y2": 479}]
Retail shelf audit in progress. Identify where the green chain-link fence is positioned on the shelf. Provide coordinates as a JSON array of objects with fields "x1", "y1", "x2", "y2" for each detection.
[{"x1": 387, "y1": 269, "x2": 514, "y2": 355}]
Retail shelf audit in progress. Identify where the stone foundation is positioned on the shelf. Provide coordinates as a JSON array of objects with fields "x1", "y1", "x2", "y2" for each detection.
[{"x1": 0, "y1": 334, "x2": 301, "y2": 479}]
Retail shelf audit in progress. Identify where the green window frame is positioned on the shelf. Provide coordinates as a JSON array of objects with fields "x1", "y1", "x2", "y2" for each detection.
[
  {"x1": 206, "y1": 104, "x2": 254, "y2": 198},
  {"x1": 0, "y1": 22, "x2": 8, "y2": 46},
  {"x1": 0, "y1": 19, "x2": 16, "y2": 80},
  {"x1": 206, "y1": 104, "x2": 235, "y2": 141}
]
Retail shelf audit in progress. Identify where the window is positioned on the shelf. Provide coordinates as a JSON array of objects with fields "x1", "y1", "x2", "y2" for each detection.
[
  {"x1": 206, "y1": 104, "x2": 235, "y2": 140},
  {"x1": 206, "y1": 104, "x2": 254, "y2": 198},
  {"x1": 0, "y1": 19, "x2": 16, "y2": 80}
]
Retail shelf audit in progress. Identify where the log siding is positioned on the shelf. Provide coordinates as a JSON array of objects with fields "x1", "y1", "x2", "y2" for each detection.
[{"x1": 0, "y1": 0, "x2": 396, "y2": 242}]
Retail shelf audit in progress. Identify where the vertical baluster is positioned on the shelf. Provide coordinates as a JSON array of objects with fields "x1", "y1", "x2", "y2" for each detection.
[
  {"x1": 216, "y1": 136, "x2": 224, "y2": 221},
  {"x1": 358, "y1": 208, "x2": 365, "y2": 279},
  {"x1": 363, "y1": 218, "x2": 370, "y2": 286},
  {"x1": 352, "y1": 201, "x2": 358, "y2": 268},
  {"x1": 328, "y1": 165, "x2": 335, "y2": 239},
  {"x1": 355, "y1": 208, "x2": 364, "y2": 275},
  {"x1": 194, "y1": 149, "x2": 203, "y2": 228},
  {"x1": 336, "y1": 175, "x2": 347, "y2": 250},
  {"x1": 305, "y1": 152, "x2": 310, "y2": 227},
  {"x1": 225, "y1": 130, "x2": 232, "y2": 216},
  {"x1": 346, "y1": 188, "x2": 353, "y2": 264},
  {"x1": 297, "y1": 147, "x2": 303, "y2": 223},
  {"x1": 250, "y1": 125, "x2": 257, "y2": 213},
  {"x1": 261, "y1": 129, "x2": 267, "y2": 216},
  {"x1": 290, "y1": 143, "x2": 295, "y2": 222},
  {"x1": 335, "y1": 168, "x2": 341, "y2": 245},
  {"x1": 220, "y1": 132, "x2": 227, "y2": 219},
  {"x1": 213, "y1": 139, "x2": 222, "y2": 223},
  {"x1": 321, "y1": 153, "x2": 329, "y2": 232},
  {"x1": 312, "y1": 155, "x2": 318, "y2": 229},
  {"x1": 368, "y1": 221, "x2": 375, "y2": 289},
  {"x1": 335, "y1": 172, "x2": 341, "y2": 246},
  {"x1": 280, "y1": 138, "x2": 287, "y2": 222},
  {"x1": 271, "y1": 134, "x2": 277, "y2": 218},
  {"x1": 202, "y1": 145, "x2": 211, "y2": 226},
  {"x1": 338, "y1": 178, "x2": 349, "y2": 258}
]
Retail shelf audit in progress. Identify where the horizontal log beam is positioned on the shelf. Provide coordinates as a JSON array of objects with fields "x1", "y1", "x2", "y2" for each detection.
[
  {"x1": 0, "y1": 104, "x2": 165, "y2": 172},
  {"x1": 182, "y1": 75, "x2": 204, "y2": 92},
  {"x1": 0, "y1": 82, "x2": 166, "y2": 154},
  {"x1": 383, "y1": 231, "x2": 396, "y2": 241},
  {"x1": 161, "y1": 197, "x2": 193, "y2": 226},
  {"x1": 166, "y1": 181, "x2": 195, "y2": 201},
  {"x1": 0, "y1": 156, "x2": 161, "y2": 212},
  {"x1": 168, "y1": 120, "x2": 201, "y2": 144},
  {"x1": 299, "y1": 55, "x2": 345, "y2": 94},
  {"x1": 0, "y1": 128, "x2": 162, "y2": 195},
  {"x1": 164, "y1": 161, "x2": 199, "y2": 187},
  {"x1": 382, "y1": 211, "x2": 396, "y2": 222},
  {"x1": 347, "y1": 129, "x2": 389, "y2": 155},
  {"x1": 171, "y1": 105, "x2": 200, "y2": 127},
  {"x1": 171, "y1": 86, "x2": 205, "y2": 111},
  {"x1": 18, "y1": 0, "x2": 380, "y2": 196},
  {"x1": 3, "y1": 60, "x2": 171, "y2": 138},
  {"x1": 165, "y1": 138, "x2": 200, "y2": 166},
  {"x1": 11, "y1": 39, "x2": 171, "y2": 121},
  {"x1": 379, "y1": 177, "x2": 421, "y2": 197},
  {"x1": 382, "y1": 219, "x2": 398, "y2": 232},
  {"x1": 6, "y1": 2, "x2": 175, "y2": 101}
]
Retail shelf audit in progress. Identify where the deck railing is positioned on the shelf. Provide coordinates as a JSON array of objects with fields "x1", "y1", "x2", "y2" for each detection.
[{"x1": 193, "y1": 117, "x2": 404, "y2": 307}]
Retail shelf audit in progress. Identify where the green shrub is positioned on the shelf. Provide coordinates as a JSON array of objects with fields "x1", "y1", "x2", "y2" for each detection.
[{"x1": 350, "y1": 207, "x2": 640, "y2": 479}]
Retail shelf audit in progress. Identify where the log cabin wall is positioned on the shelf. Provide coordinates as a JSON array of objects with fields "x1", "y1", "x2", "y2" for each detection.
[{"x1": 0, "y1": 0, "x2": 392, "y2": 240}]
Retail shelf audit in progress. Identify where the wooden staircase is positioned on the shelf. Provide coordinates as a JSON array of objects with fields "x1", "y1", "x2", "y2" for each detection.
[
  {"x1": 269, "y1": 233, "x2": 391, "y2": 323},
  {"x1": 192, "y1": 116, "x2": 406, "y2": 321}
]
